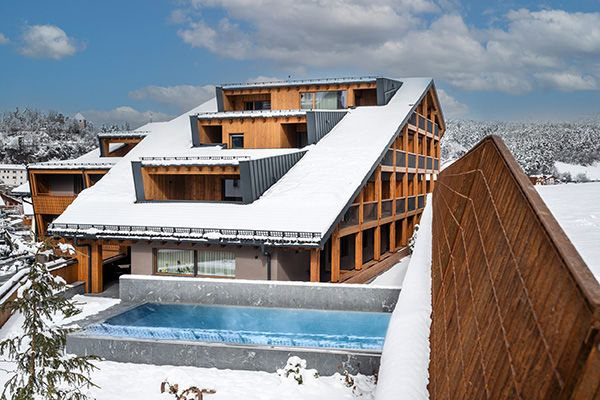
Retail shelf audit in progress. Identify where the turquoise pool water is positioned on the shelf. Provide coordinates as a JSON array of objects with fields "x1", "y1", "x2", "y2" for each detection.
[{"x1": 81, "y1": 303, "x2": 391, "y2": 351}]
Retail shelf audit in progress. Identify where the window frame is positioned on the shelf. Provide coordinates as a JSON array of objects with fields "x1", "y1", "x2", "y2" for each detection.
[
  {"x1": 153, "y1": 248, "x2": 236, "y2": 279},
  {"x1": 229, "y1": 133, "x2": 244, "y2": 149}
]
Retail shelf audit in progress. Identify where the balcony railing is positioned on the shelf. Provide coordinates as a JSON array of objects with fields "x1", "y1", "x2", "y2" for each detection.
[
  {"x1": 418, "y1": 115, "x2": 426, "y2": 130},
  {"x1": 396, "y1": 198, "x2": 405, "y2": 214},
  {"x1": 363, "y1": 201, "x2": 378, "y2": 222},
  {"x1": 434, "y1": 159, "x2": 439, "y2": 171},
  {"x1": 409, "y1": 112, "x2": 417, "y2": 126},
  {"x1": 427, "y1": 157, "x2": 433, "y2": 170},
  {"x1": 407, "y1": 196, "x2": 416, "y2": 212},
  {"x1": 32, "y1": 194, "x2": 78, "y2": 215},
  {"x1": 427, "y1": 120, "x2": 433, "y2": 133},
  {"x1": 396, "y1": 151, "x2": 406, "y2": 168},
  {"x1": 418, "y1": 195, "x2": 425, "y2": 209},
  {"x1": 382, "y1": 149, "x2": 394, "y2": 166},
  {"x1": 407, "y1": 154, "x2": 416, "y2": 168},
  {"x1": 418, "y1": 155, "x2": 426, "y2": 169},
  {"x1": 340, "y1": 204, "x2": 359, "y2": 229},
  {"x1": 434, "y1": 124, "x2": 439, "y2": 137},
  {"x1": 381, "y1": 199, "x2": 393, "y2": 218}
]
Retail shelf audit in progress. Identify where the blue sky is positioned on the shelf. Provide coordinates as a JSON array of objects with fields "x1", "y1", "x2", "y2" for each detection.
[{"x1": 0, "y1": 0, "x2": 599, "y2": 127}]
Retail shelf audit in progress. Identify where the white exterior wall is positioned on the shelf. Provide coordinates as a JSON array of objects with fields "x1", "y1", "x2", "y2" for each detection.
[{"x1": 0, "y1": 165, "x2": 27, "y2": 187}]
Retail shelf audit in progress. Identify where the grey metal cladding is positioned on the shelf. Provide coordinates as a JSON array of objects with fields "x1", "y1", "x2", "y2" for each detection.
[
  {"x1": 98, "y1": 137, "x2": 105, "y2": 157},
  {"x1": 189, "y1": 115, "x2": 201, "y2": 147},
  {"x1": 131, "y1": 161, "x2": 146, "y2": 202},
  {"x1": 239, "y1": 151, "x2": 307, "y2": 203},
  {"x1": 306, "y1": 110, "x2": 348, "y2": 144},
  {"x1": 215, "y1": 87, "x2": 224, "y2": 112},
  {"x1": 376, "y1": 78, "x2": 403, "y2": 105}
]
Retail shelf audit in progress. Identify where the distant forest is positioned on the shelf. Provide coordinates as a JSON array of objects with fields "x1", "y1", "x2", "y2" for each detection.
[
  {"x1": 441, "y1": 119, "x2": 600, "y2": 176},
  {"x1": 0, "y1": 108, "x2": 128, "y2": 164},
  {"x1": 1, "y1": 108, "x2": 599, "y2": 178}
]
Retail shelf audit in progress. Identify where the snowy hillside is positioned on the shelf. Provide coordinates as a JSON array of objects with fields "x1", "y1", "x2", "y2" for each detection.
[{"x1": 442, "y1": 119, "x2": 600, "y2": 177}]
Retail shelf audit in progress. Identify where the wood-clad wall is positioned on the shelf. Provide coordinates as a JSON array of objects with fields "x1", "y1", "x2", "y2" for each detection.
[
  {"x1": 197, "y1": 117, "x2": 307, "y2": 149},
  {"x1": 430, "y1": 135, "x2": 600, "y2": 399},
  {"x1": 143, "y1": 173, "x2": 239, "y2": 201},
  {"x1": 222, "y1": 82, "x2": 377, "y2": 111}
]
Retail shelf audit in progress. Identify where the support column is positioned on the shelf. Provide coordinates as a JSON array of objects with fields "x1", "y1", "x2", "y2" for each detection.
[
  {"x1": 310, "y1": 248, "x2": 320, "y2": 282},
  {"x1": 374, "y1": 166, "x2": 382, "y2": 261},
  {"x1": 90, "y1": 243, "x2": 103, "y2": 293},
  {"x1": 355, "y1": 231, "x2": 363, "y2": 270},
  {"x1": 331, "y1": 228, "x2": 340, "y2": 282},
  {"x1": 401, "y1": 217, "x2": 408, "y2": 246}
]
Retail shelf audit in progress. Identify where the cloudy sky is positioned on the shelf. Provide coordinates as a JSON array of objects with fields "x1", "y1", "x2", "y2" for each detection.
[{"x1": 0, "y1": 0, "x2": 599, "y2": 127}]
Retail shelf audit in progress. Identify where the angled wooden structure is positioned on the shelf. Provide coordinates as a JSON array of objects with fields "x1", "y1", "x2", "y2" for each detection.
[{"x1": 430, "y1": 135, "x2": 600, "y2": 399}]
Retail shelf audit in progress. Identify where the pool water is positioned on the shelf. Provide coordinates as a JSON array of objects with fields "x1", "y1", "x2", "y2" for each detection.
[{"x1": 82, "y1": 303, "x2": 391, "y2": 351}]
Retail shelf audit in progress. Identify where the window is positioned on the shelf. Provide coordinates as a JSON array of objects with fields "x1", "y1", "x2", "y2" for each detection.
[
  {"x1": 300, "y1": 91, "x2": 347, "y2": 109},
  {"x1": 244, "y1": 100, "x2": 271, "y2": 110},
  {"x1": 155, "y1": 249, "x2": 235, "y2": 277},
  {"x1": 230, "y1": 133, "x2": 244, "y2": 149}
]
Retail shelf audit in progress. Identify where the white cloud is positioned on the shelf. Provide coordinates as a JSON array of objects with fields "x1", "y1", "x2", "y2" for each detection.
[
  {"x1": 0, "y1": 33, "x2": 9, "y2": 45},
  {"x1": 81, "y1": 106, "x2": 172, "y2": 129},
  {"x1": 18, "y1": 25, "x2": 84, "y2": 60},
  {"x1": 174, "y1": 2, "x2": 600, "y2": 94},
  {"x1": 128, "y1": 84, "x2": 215, "y2": 112},
  {"x1": 436, "y1": 89, "x2": 470, "y2": 118},
  {"x1": 246, "y1": 76, "x2": 282, "y2": 84}
]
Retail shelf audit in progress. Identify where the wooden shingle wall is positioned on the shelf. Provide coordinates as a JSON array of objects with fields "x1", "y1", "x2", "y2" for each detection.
[{"x1": 430, "y1": 135, "x2": 600, "y2": 399}]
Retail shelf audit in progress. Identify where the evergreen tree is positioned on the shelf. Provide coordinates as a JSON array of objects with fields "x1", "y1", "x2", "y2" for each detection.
[{"x1": 0, "y1": 240, "x2": 100, "y2": 400}]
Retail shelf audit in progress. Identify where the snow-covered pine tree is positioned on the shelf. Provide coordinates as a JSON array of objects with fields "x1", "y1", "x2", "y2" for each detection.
[{"x1": 0, "y1": 239, "x2": 100, "y2": 400}]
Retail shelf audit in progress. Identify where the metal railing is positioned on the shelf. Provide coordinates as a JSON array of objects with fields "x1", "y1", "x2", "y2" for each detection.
[
  {"x1": 395, "y1": 198, "x2": 405, "y2": 214},
  {"x1": 381, "y1": 199, "x2": 393, "y2": 218},
  {"x1": 407, "y1": 154, "x2": 416, "y2": 168},
  {"x1": 340, "y1": 204, "x2": 359, "y2": 229},
  {"x1": 382, "y1": 149, "x2": 394, "y2": 167},
  {"x1": 418, "y1": 155, "x2": 426, "y2": 169},
  {"x1": 363, "y1": 202, "x2": 378, "y2": 222},
  {"x1": 407, "y1": 196, "x2": 416, "y2": 212}
]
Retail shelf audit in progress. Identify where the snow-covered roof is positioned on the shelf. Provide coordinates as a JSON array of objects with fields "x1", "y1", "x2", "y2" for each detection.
[
  {"x1": 74, "y1": 112, "x2": 85, "y2": 121},
  {"x1": 28, "y1": 148, "x2": 121, "y2": 170},
  {"x1": 97, "y1": 129, "x2": 150, "y2": 139},
  {"x1": 0, "y1": 196, "x2": 5, "y2": 207},
  {"x1": 11, "y1": 182, "x2": 30, "y2": 195},
  {"x1": 22, "y1": 200, "x2": 33, "y2": 215},
  {"x1": 49, "y1": 78, "x2": 434, "y2": 246},
  {"x1": 0, "y1": 164, "x2": 26, "y2": 170},
  {"x1": 139, "y1": 149, "x2": 302, "y2": 167},
  {"x1": 221, "y1": 76, "x2": 378, "y2": 90},
  {"x1": 195, "y1": 109, "x2": 306, "y2": 120}
]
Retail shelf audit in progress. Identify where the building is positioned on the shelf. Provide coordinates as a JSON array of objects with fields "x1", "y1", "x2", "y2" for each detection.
[
  {"x1": 47, "y1": 76, "x2": 445, "y2": 293},
  {"x1": 0, "y1": 164, "x2": 27, "y2": 187}
]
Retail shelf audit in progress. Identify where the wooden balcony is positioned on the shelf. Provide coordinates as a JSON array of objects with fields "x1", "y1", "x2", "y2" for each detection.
[{"x1": 32, "y1": 194, "x2": 78, "y2": 215}]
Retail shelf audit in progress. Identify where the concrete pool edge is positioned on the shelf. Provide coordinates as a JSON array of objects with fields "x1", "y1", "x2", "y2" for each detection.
[
  {"x1": 66, "y1": 333, "x2": 382, "y2": 375},
  {"x1": 120, "y1": 275, "x2": 401, "y2": 312}
]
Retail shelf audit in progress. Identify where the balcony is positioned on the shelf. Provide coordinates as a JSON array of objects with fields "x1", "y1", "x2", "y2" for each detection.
[
  {"x1": 396, "y1": 198, "x2": 405, "y2": 214},
  {"x1": 434, "y1": 159, "x2": 439, "y2": 171},
  {"x1": 407, "y1": 153, "x2": 416, "y2": 168},
  {"x1": 418, "y1": 155, "x2": 426, "y2": 169},
  {"x1": 409, "y1": 112, "x2": 417, "y2": 126},
  {"x1": 382, "y1": 149, "x2": 394, "y2": 167},
  {"x1": 427, "y1": 120, "x2": 433, "y2": 134},
  {"x1": 418, "y1": 115, "x2": 426, "y2": 130},
  {"x1": 363, "y1": 201, "x2": 378, "y2": 222},
  {"x1": 407, "y1": 196, "x2": 416, "y2": 212},
  {"x1": 427, "y1": 157, "x2": 433, "y2": 170},
  {"x1": 396, "y1": 151, "x2": 406, "y2": 168},
  {"x1": 32, "y1": 194, "x2": 78, "y2": 215},
  {"x1": 381, "y1": 199, "x2": 393, "y2": 218},
  {"x1": 418, "y1": 195, "x2": 425, "y2": 209},
  {"x1": 340, "y1": 204, "x2": 359, "y2": 229}
]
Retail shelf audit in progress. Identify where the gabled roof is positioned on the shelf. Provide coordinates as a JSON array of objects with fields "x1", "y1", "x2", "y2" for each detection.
[{"x1": 48, "y1": 78, "x2": 434, "y2": 246}]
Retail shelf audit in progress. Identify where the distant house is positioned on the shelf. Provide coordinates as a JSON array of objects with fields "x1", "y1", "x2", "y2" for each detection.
[
  {"x1": 0, "y1": 164, "x2": 27, "y2": 187},
  {"x1": 529, "y1": 174, "x2": 557, "y2": 185},
  {"x1": 45, "y1": 76, "x2": 445, "y2": 293},
  {"x1": 74, "y1": 112, "x2": 87, "y2": 129}
]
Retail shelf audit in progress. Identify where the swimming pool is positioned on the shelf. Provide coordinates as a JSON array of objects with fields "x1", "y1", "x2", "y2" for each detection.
[{"x1": 81, "y1": 303, "x2": 391, "y2": 351}]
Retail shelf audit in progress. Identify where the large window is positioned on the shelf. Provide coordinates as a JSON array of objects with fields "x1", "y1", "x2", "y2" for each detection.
[
  {"x1": 155, "y1": 249, "x2": 235, "y2": 277},
  {"x1": 300, "y1": 90, "x2": 347, "y2": 109}
]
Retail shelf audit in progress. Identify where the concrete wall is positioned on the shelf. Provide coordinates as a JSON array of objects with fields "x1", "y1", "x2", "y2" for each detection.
[{"x1": 130, "y1": 242, "x2": 310, "y2": 281}]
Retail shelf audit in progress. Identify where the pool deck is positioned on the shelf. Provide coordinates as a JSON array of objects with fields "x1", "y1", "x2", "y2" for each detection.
[{"x1": 67, "y1": 276, "x2": 401, "y2": 375}]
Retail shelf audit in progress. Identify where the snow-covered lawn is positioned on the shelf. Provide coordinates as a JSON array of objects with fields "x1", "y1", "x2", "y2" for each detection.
[
  {"x1": 554, "y1": 161, "x2": 600, "y2": 181},
  {"x1": 536, "y1": 182, "x2": 600, "y2": 283},
  {"x1": 0, "y1": 294, "x2": 376, "y2": 399}
]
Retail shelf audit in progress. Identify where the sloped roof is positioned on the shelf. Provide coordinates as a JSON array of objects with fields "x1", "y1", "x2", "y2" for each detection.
[
  {"x1": 28, "y1": 148, "x2": 121, "y2": 170},
  {"x1": 49, "y1": 78, "x2": 433, "y2": 246}
]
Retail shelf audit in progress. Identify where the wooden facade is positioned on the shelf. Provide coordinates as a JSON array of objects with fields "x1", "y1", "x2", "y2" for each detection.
[
  {"x1": 311, "y1": 85, "x2": 444, "y2": 283},
  {"x1": 197, "y1": 115, "x2": 307, "y2": 149},
  {"x1": 29, "y1": 168, "x2": 108, "y2": 236},
  {"x1": 221, "y1": 81, "x2": 378, "y2": 112},
  {"x1": 430, "y1": 136, "x2": 600, "y2": 399}
]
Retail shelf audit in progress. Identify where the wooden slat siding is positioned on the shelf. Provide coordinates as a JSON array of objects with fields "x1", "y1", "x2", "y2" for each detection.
[{"x1": 430, "y1": 135, "x2": 600, "y2": 400}]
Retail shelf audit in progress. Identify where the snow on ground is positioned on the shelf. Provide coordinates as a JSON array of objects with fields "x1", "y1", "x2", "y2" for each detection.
[
  {"x1": 0, "y1": 294, "x2": 376, "y2": 399},
  {"x1": 375, "y1": 195, "x2": 432, "y2": 400},
  {"x1": 536, "y1": 182, "x2": 600, "y2": 283},
  {"x1": 369, "y1": 256, "x2": 411, "y2": 287},
  {"x1": 554, "y1": 161, "x2": 600, "y2": 181}
]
